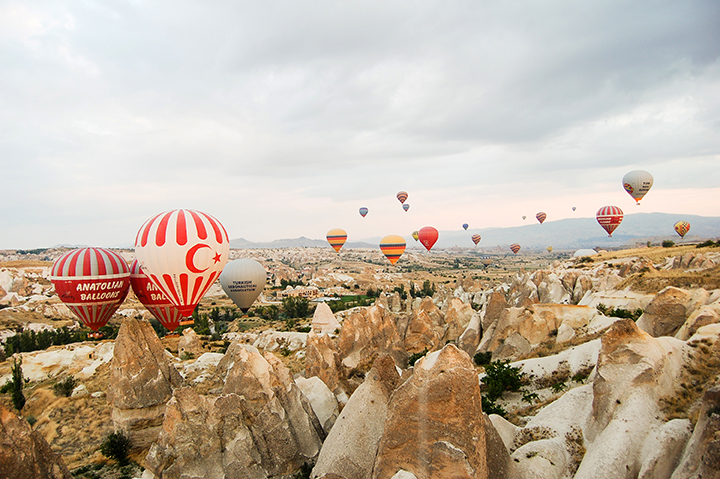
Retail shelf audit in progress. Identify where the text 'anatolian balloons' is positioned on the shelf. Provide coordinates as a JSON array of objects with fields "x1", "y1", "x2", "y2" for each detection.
[
  {"x1": 51, "y1": 247, "x2": 130, "y2": 331},
  {"x1": 418, "y1": 226, "x2": 439, "y2": 252},
  {"x1": 326, "y1": 228, "x2": 347, "y2": 253},
  {"x1": 135, "y1": 209, "x2": 229, "y2": 317},
  {"x1": 220, "y1": 259, "x2": 267, "y2": 312},
  {"x1": 130, "y1": 259, "x2": 183, "y2": 332},
  {"x1": 380, "y1": 235, "x2": 406, "y2": 265},
  {"x1": 596, "y1": 206, "x2": 624, "y2": 237}
]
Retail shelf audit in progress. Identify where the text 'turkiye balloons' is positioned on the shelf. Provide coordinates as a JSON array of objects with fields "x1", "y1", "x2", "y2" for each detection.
[
  {"x1": 220, "y1": 259, "x2": 267, "y2": 312},
  {"x1": 622, "y1": 170, "x2": 653, "y2": 205},
  {"x1": 536, "y1": 212, "x2": 547, "y2": 224},
  {"x1": 396, "y1": 191, "x2": 408, "y2": 204},
  {"x1": 130, "y1": 259, "x2": 183, "y2": 332},
  {"x1": 418, "y1": 226, "x2": 439, "y2": 252},
  {"x1": 51, "y1": 247, "x2": 130, "y2": 331},
  {"x1": 359, "y1": 207, "x2": 368, "y2": 217},
  {"x1": 471, "y1": 234, "x2": 481, "y2": 245},
  {"x1": 510, "y1": 243, "x2": 521, "y2": 254},
  {"x1": 326, "y1": 228, "x2": 347, "y2": 252},
  {"x1": 596, "y1": 206, "x2": 624, "y2": 237},
  {"x1": 674, "y1": 221, "x2": 690, "y2": 238},
  {"x1": 135, "y1": 209, "x2": 229, "y2": 317},
  {"x1": 380, "y1": 235, "x2": 406, "y2": 265}
]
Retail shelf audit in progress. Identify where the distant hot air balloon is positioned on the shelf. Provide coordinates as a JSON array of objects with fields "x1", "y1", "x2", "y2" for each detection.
[
  {"x1": 536, "y1": 212, "x2": 547, "y2": 224},
  {"x1": 220, "y1": 259, "x2": 267, "y2": 312},
  {"x1": 622, "y1": 170, "x2": 654, "y2": 205},
  {"x1": 547, "y1": 246, "x2": 553, "y2": 253},
  {"x1": 396, "y1": 191, "x2": 408, "y2": 204},
  {"x1": 403, "y1": 203, "x2": 410, "y2": 212},
  {"x1": 359, "y1": 207, "x2": 368, "y2": 218},
  {"x1": 471, "y1": 234, "x2": 481, "y2": 245},
  {"x1": 134, "y1": 209, "x2": 229, "y2": 317},
  {"x1": 522, "y1": 216, "x2": 527, "y2": 220},
  {"x1": 380, "y1": 235, "x2": 406, "y2": 265},
  {"x1": 51, "y1": 247, "x2": 131, "y2": 331},
  {"x1": 462, "y1": 223, "x2": 469, "y2": 230},
  {"x1": 418, "y1": 226, "x2": 439, "y2": 252},
  {"x1": 510, "y1": 243, "x2": 521, "y2": 254},
  {"x1": 130, "y1": 259, "x2": 183, "y2": 332},
  {"x1": 674, "y1": 221, "x2": 690, "y2": 239},
  {"x1": 412, "y1": 231, "x2": 419, "y2": 241},
  {"x1": 596, "y1": 206, "x2": 624, "y2": 237},
  {"x1": 326, "y1": 228, "x2": 347, "y2": 253}
]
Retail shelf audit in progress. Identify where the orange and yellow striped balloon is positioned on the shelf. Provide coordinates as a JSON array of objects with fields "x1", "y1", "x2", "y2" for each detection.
[
  {"x1": 326, "y1": 228, "x2": 347, "y2": 253},
  {"x1": 380, "y1": 235, "x2": 406, "y2": 265}
]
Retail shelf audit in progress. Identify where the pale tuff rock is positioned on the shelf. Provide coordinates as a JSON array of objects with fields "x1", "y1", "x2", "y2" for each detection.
[
  {"x1": 312, "y1": 355, "x2": 400, "y2": 479},
  {"x1": 481, "y1": 413, "x2": 510, "y2": 479},
  {"x1": 442, "y1": 298, "x2": 476, "y2": 343},
  {"x1": 107, "y1": 317, "x2": 183, "y2": 451},
  {"x1": 637, "y1": 419, "x2": 692, "y2": 479},
  {"x1": 457, "y1": 312, "x2": 482, "y2": 358},
  {"x1": 507, "y1": 270, "x2": 539, "y2": 307},
  {"x1": 0, "y1": 405, "x2": 72, "y2": 479},
  {"x1": 253, "y1": 330, "x2": 307, "y2": 352},
  {"x1": 372, "y1": 345, "x2": 488, "y2": 479},
  {"x1": 312, "y1": 302, "x2": 341, "y2": 335},
  {"x1": 295, "y1": 376, "x2": 339, "y2": 434},
  {"x1": 618, "y1": 257, "x2": 657, "y2": 277},
  {"x1": 481, "y1": 290, "x2": 508, "y2": 330},
  {"x1": 671, "y1": 385, "x2": 720, "y2": 479},
  {"x1": 177, "y1": 327, "x2": 202, "y2": 358},
  {"x1": 637, "y1": 287, "x2": 709, "y2": 338},
  {"x1": 403, "y1": 297, "x2": 446, "y2": 354},
  {"x1": 675, "y1": 305, "x2": 720, "y2": 341},
  {"x1": 305, "y1": 332, "x2": 341, "y2": 393}
]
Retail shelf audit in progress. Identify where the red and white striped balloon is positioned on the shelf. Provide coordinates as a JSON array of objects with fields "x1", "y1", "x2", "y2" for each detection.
[
  {"x1": 134, "y1": 209, "x2": 229, "y2": 317},
  {"x1": 50, "y1": 247, "x2": 131, "y2": 331},
  {"x1": 129, "y1": 259, "x2": 184, "y2": 331},
  {"x1": 596, "y1": 206, "x2": 624, "y2": 237}
]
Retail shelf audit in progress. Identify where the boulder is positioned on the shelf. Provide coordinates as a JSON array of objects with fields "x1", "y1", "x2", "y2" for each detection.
[
  {"x1": 305, "y1": 333, "x2": 341, "y2": 393},
  {"x1": 312, "y1": 302, "x2": 341, "y2": 335},
  {"x1": 0, "y1": 405, "x2": 72, "y2": 479},
  {"x1": 295, "y1": 376, "x2": 339, "y2": 434},
  {"x1": 670, "y1": 385, "x2": 720, "y2": 479},
  {"x1": 178, "y1": 327, "x2": 202, "y2": 358},
  {"x1": 312, "y1": 355, "x2": 400, "y2": 479},
  {"x1": 404, "y1": 297, "x2": 446, "y2": 354},
  {"x1": 457, "y1": 312, "x2": 482, "y2": 358},
  {"x1": 107, "y1": 317, "x2": 183, "y2": 451},
  {"x1": 675, "y1": 306, "x2": 720, "y2": 341},
  {"x1": 372, "y1": 345, "x2": 488, "y2": 479},
  {"x1": 637, "y1": 287, "x2": 694, "y2": 337},
  {"x1": 442, "y1": 298, "x2": 476, "y2": 343}
]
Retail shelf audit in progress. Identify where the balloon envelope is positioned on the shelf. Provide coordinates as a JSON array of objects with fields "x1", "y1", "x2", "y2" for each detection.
[
  {"x1": 522, "y1": 216, "x2": 526, "y2": 220},
  {"x1": 596, "y1": 206, "x2": 624, "y2": 237},
  {"x1": 412, "y1": 231, "x2": 419, "y2": 241},
  {"x1": 220, "y1": 259, "x2": 267, "y2": 312},
  {"x1": 462, "y1": 223, "x2": 469, "y2": 230},
  {"x1": 326, "y1": 228, "x2": 347, "y2": 253},
  {"x1": 471, "y1": 234, "x2": 481, "y2": 245},
  {"x1": 418, "y1": 226, "x2": 439, "y2": 252},
  {"x1": 379, "y1": 235, "x2": 406, "y2": 265},
  {"x1": 402, "y1": 203, "x2": 410, "y2": 212},
  {"x1": 674, "y1": 221, "x2": 690, "y2": 238},
  {"x1": 396, "y1": 191, "x2": 408, "y2": 204},
  {"x1": 547, "y1": 246, "x2": 553, "y2": 253},
  {"x1": 130, "y1": 259, "x2": 183, "y2": 331},
  {"x1": 572, "y1": 206, "x2": 577, "y2": 212},
  {"x1": 135, "y1": 209, "x2": 229, "y2": 317},
  {"x1": 359, "y1": 207, "x2": 368, "y2": 217},
  {"x1": 50, "y1": 247, "x2": 130, "y2": 331},
  {"x1": 510, "y1": 243, "x2": 521, "y2": 254},
  {"x1": 622, "y1": 170, "x2": 654, "y2": 204},
  {"x1": 536, "y1": 212, "x2": 547, "y2": 224}
]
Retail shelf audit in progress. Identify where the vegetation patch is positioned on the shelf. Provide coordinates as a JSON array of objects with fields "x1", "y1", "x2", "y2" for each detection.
[{"x1": 511, "y1": 426, "x2": 557, "y2": 453}]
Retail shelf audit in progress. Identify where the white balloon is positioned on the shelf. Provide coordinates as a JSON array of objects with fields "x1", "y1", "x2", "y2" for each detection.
[
  {"x1": 622, "y1": 170, "x2": 654, "y2": 204},
  {"x1": 220, "y1": 259, "x2": 267, "y2": 312}
]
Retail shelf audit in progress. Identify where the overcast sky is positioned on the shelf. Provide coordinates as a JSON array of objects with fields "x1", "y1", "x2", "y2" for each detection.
[{"x1": 2, "y1": 1, "x2": 719, "y2": 249}]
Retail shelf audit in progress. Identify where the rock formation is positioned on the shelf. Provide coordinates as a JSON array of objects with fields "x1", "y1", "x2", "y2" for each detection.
[
  {"x1": 177, "y1": 327, "x2": 202, "y2": 358},
  {"x1": 312, "y1": 302, "x2": 341, "y2": 335}
]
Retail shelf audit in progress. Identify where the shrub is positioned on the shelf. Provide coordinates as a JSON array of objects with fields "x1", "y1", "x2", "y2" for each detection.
[
  {"x1": 100, "y1": 432, "x2": 132, "y2": 466},
  {"x1": 481, "y1": 395, "x2": 507, "y2": 417},
  {"x1": 10, "y1": 357, "x2": 25, "y2": 412},
  {"x1": 408, "y1": 349, "x2": 428, "y2": 367},
  {"x1": 483, "y1": 359, "x2": 524, "y2": 402},
  {"x1": 473, "y1": 351, "x2": 492, "y2": 366},
  {"x1": 26, "y1": 415, "x2": 36, "y2": 426},
  {"x1": 53, "y1": 376, "x2": 77, "y2": 397},
  {"x1": 662, "y1": 240, "x2": 675, "y2": 248}
]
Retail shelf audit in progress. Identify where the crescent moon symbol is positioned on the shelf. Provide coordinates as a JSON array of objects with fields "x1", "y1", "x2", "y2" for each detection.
[{"x1": 186, "y1": 244, "x2": 211, "y2": 273}]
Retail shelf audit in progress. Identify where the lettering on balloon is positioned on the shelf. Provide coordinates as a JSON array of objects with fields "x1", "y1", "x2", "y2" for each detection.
[
  {"x1": 227, "y1": 280, "x2": 258, "y2": 293},
  {"x1": 80, "y1": 291, "x2": 123, "y2": 301},
  {"x1": 76, "y1": 280, "x2": 125, "y2": 292}
]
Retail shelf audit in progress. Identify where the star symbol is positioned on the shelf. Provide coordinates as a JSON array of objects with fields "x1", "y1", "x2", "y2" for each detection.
[{"x1": 213, "y1": 252, "x2": 222, "y2": 263}]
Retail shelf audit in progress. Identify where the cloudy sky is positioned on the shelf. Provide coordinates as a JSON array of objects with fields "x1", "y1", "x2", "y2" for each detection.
[{"x1": 2, "y1": 1, "x2": 719, "y2": 249}]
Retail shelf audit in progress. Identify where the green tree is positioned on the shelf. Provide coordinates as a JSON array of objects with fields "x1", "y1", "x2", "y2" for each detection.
[
  {"x1": 282, "y1": 296, "x2": 311, "y2": 318},
  {"x1": 100, "y1": 432, "x2": 132, "y2": 466},
  {"x1": 10, "y1": 357, "x2": 25, "y2": 411}
]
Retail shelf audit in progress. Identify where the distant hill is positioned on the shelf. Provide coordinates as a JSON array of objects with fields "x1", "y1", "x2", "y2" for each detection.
[{"x1": 229, "y1": 213, "x2": 720, "y2": 251}]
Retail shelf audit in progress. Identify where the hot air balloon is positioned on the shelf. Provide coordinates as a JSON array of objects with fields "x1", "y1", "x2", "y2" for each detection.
[
  {"x1": 462, "y1": 224, "x2": 469, "y2": 230},
  {"x1": 522, "y1": 216, "x2": 526, "y2": 220},
  {"x1": 135, "y1": 209, "x2": 229, "y2": 317},
  {"x1": 622, "y1": 170, "x2": 653, "y2": 205},
  {"x1": 380, "y1": 235, "x2": 406, "y2": 265},
  {"x1": 471, "y1": 234, "x2": 481, "y2": 245},
  {"x1": 674, "y1": 221, "x2": 690, "y2": 239},
  {"x1": 418, "y1": 226, "x2": 439, "y2": 252},
  {"x1": 403, "y1": 203, "x2": 410, "y2": 212},
  {"x1": 547, "y1": 246, "x2": 553, "y2": 253},
  {"x1": 220, "y1": 259, "x2": 267, "y2": 312},
  {"x1": 412, "y1": 231, "x2": 419, "y2": 241},
  {"x1": 572, "y1": 206, "x2": 577, "y2": 212},
  {"x1": 130, "y1": 259, "x2": 183, "y2": 332},
  {"x1": 510, "y1": 244, "x2": 521, "y2": 254},
  {"x1": 326, "y1": 228, "x2": 347, "y2": 253},
  {"x1": 396, "y1": 191, "x2": 408, "y2": 204},
  {"x1": 596, "y1": 206, "x2": 624, "y2": 237},
  {"x1": 50, "y1": 247, "x2": 131, "y2": 331},
  {"x1": 359, "y1": 207, "x2": 368, "y2": 218},
  {"x1": 536, "y1": 212, "x2": 547, "y2": 224}
]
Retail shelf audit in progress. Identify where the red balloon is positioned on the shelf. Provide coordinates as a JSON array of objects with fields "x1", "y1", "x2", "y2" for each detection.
[
  {"x1": 130, "y1": 259, "x2": 183, "y2": 332},
  {"x1": 418, "y1": 226, "x2": 439, "y2": 252},
  {"x1": 51, "y1": 247, "x2": 130, "y2": 331},
  {"x1": 596, "y1": 206, "x2": 624, "y2": 237}
]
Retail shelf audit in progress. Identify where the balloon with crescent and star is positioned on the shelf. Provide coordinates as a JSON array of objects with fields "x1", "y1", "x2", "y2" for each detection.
[
  {"x1": 130, "y1": 259, "x2": 183, "y2": 332},
  {"x1": 134, "y1": 209, "x2": 229, "y2": 317}
]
